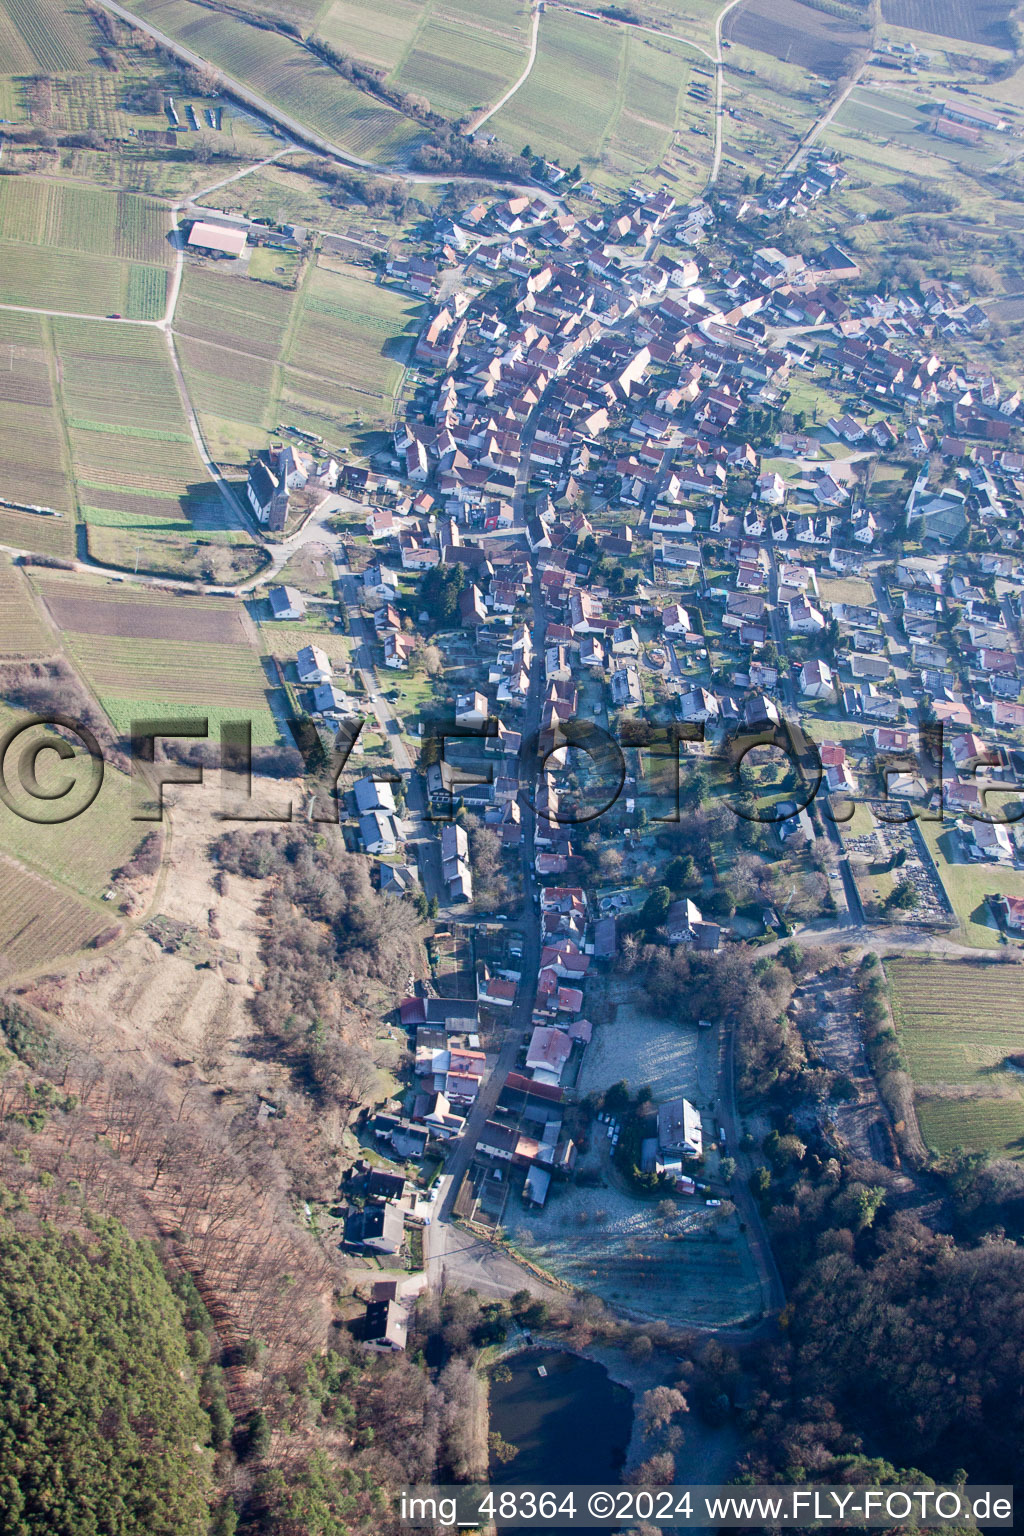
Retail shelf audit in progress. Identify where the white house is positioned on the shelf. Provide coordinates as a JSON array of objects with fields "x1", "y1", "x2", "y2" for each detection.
[
  {"x1": 787, "y1": 597, "x2": 826, "y2": 635},
  {"x1": 360, "y1": 809, "x2": 399, "y2": 855},
  {"x1": 799, "y1": 658, "x2": 834, "y2": 700},
  {"x1": 296, "y1": 644, "x2": 332, "y2": 684},
  {"x1": 268, "y1": 585, "x2": 304, "y2": 621},
  {"x1": 661, "y1": 604, "x2": 691, "y2": 636},
  {"x1": 455, "y1": 691, "x2": 489, "y2": 728},
  {"x1": 757, "y1": 471, "x2": 786, "y2": 505},
  {"x1": 657, "y1": 1097, "x2": 703, "y2": 1163},
  {"x1": 610, "y1": 624, "x2": 641, "y2": 657}
]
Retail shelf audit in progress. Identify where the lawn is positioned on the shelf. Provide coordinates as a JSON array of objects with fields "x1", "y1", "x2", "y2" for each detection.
[
  {"x1": 273, "y1": 544, "x2": 337, "y2": 598},
  {"x1": 817, "y1": 576, "x2": 877, "y2": 606},
  {"x1": 918, "y1": 818, "x2": 1024, "y2": 948},
  {"x1": 247, "y1": 246, "x2": 303, "y2": 287},
  {"x1": 887, "y1": 957, "x2": 1024, "y2": 1160}
]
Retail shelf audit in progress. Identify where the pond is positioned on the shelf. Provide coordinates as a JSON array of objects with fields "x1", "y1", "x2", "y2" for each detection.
[{"x1": 488, "y1": 1347, "x2": 633, "y2": 1491}]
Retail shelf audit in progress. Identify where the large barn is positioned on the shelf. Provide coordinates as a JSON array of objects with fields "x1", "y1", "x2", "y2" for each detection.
[{"x1": 186, "y1": 220, "x2": 247, "y2": 258}]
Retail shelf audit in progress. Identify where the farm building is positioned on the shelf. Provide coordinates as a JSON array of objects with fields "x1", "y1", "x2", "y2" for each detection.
[
  {"x1": 935, "y1": 116, "x2": 981, "y2": 145},
  {"x1": 187, "y1": 220, "x2": 248, "y2": 258},
  {"x1": 941, "y1": 100, "x2": 1006, "y2": 132}
]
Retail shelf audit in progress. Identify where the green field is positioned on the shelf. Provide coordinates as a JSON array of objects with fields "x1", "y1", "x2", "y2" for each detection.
[
  {"x1": 832, "y1": 85, "x2": 1003, "y2": 174},
  {"x1": 0, "y1": 859, "x2": 110, "y2": 981},
  {"x1": 0, "y1": 179, "x2": 171, "y2": 263},
  {"x1": 0, "y1": 242, "x2": 167, "y2": 319},
  {"x1": 887, "y1": 958, "x2": 1024, "y2": 1159},
  {"x1": 0, "y1": 706, "x2": 149, "y2": 900},
  {"x1": 315, "y1": 0, "x2": 422, "y2": 70},
  {"x1": 178, "y1": 255, "x2": 424, "y2": 458},
  {"x1": 174, "y1": 264, "x2": 295, "y2": 459},
  {"x1": 0, "y1": 311, "x2": 76, "y2": 521},
  {"x1": 487, "y1": 9, "x2": 624, "y2": 167},
  {"x1": 0, "y1": 180, "x2": 170, "y2": 318},
  {"x1": 0, "y1": 0, "x2": 94, "y2": 73}
]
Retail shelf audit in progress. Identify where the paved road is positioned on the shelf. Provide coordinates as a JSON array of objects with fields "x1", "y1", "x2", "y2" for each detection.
[{"x1": 430, "y1": 404, "x2": 547, "y2": 1258}]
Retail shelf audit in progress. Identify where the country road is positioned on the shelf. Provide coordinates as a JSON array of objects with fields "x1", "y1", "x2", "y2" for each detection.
[
  {"x1": 709, "y1": 0, "x2": 745, "y2": 186},
  {"x1": 472, "y1": 2, "x2": 542, "y2": 133}
]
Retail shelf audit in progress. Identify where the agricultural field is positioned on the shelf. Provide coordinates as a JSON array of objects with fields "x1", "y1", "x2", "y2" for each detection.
[
  {"x1": 0, "y1": 180, "x2": 170, "y2": 264},
  {"x1": 174, "y1": 264, "x2": 295, "y2": 459},
  {"x1": 315, "y1": 0, "x2": 421, "y2": 70},
  {"x1": 279, "y1": 259, "x2": 423, "y2": 452},
  {"x1": 0, "y1": 0, "x2": 93, "y2": 73},
  {"x1": 0, "y1": 858, "x2": 110, "y2": 981},
  {"x1": 0, "y1": 508, "x2": 75, "y2": 557},
  {"x1": 880, "y1": 0, "x2": 1015, "y2": 49},
  {"x1": 487, "y1": 10, "x2": 624, "y2": 168},
  {"x1": 129, "y1": 0, "x2": 424, "y2": 160},
  {"x1": 51, "y1": 319, "x2": 225, "y2": 529},
  {"x1": 724, "y1": 0, "x2": 871, "y2": 74},
  {"x1": 602, "y1": 32, "x2": 698, "y2": 188},
  {"x1": 0, "y1": 181, "x2": 170, "y2": 318},
  {"x1": 0, "y1": 556, "x2": 55, "y2": 657},
  {"x1": 31, "y1": 572, "x2": 282, "y2": 744},
  {"x1": 389, "y1": 0, "x2": 533, "y2": 121},
  {"x1": 0, "y1": 243, "x2": 166, "y2": 320},
  {"x1": 887, "y1": 958, "x2": 1024, "y2": 1159},
  {"x1": 0, "y1": 311, "x2": 75, "y2": 521},
  {"x1": 0, "y1": 705, "x2": 148, "y2": 901}
]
